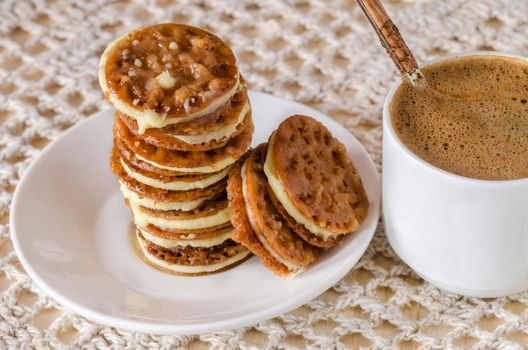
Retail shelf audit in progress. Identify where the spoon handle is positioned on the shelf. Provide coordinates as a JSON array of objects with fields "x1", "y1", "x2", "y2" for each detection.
[{"x1": 356, "y1": 0, "x2": 423, "y2": 83}]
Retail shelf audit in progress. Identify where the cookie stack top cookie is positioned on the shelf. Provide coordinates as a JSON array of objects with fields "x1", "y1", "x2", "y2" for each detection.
[{"x1": 99, "y1": 23, "x2": 241, "y2": 132}]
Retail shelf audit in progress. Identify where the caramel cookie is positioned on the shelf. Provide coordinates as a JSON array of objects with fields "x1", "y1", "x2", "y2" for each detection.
[
  {"x1": 140, "y1": 222, "x2": 233, "y2": 240},
  {"x1": 114, "y1": 114, "x2": 253, "y2": 173},
  {"x1": 264, "y1": 115, "x2": 369, "y2": 243},
  {"x1": 119, "y1": 153, "x2": 230, "y2": 191},
  {"x1": 110, "y1": 146, "x2": 225, "y2": 203},
  {"x1": 118, "y1": 86, "x2": 251, "y2": 151},
  {"x1": 136, "y1": 195, "x2": 228, "y2": 220},
  {"x1": 99, "y1": 23, "x2": 241, "y2": 132},
  {"x1": 115, "y1": 134, "x2": 187, "y2": 176},
  {"x1": 228, "y1": 144, "x2": 318, "y2": 276},
  {"x1": 137, "y1": 231, "x2": 251, "y2": 275},
  {"x1": 129, "y1": 195, "x2": 232, "y2": 232},
  {"x1": 138, "y1": 223, "x2": 234, "y2": 249}
]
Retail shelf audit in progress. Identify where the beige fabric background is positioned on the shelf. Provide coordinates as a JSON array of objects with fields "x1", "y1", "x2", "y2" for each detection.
[{"x1": 1, "y1": 0, "x2": 527, "y2": 349}]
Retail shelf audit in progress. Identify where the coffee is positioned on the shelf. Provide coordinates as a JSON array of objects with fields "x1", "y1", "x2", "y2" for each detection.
[{"x1": 390, "y1": 55, "x2": 528, "y2": 180}]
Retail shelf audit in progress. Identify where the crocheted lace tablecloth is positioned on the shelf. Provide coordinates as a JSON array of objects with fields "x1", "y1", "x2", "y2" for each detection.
[{"x1": 1, "y1": 0, "x2": 527, "y2": 349}]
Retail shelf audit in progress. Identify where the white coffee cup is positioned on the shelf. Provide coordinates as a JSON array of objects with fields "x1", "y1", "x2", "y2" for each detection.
[{"x1": 382, "y1": 51, "x2": 528, "y2": 297}]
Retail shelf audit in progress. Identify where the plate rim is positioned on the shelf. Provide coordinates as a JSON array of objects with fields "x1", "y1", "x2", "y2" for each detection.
[{"x1": 10, "y1": 91, "x2": 381, "y2": 335}]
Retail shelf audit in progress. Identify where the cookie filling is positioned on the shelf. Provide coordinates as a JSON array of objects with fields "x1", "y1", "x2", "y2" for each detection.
[
  {"x1": 120, "y1": 157, "x2": 230, "y2": 190},
  {"x1": 103, "y1": 75, "x2": 241, "y2": 133},
  {"x1": 120, "y1": 183, "x2": 210, "y2": 211},
  {"x1": 131, "y1": 202, "x2": 232, "y2": 230},
  {"x1": 134, "y1": 152, "x2": 238, "y2": 173}
]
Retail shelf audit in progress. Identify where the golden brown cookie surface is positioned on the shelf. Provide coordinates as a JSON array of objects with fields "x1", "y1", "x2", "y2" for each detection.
[
  {"x1": 137, "y1": 232, "x2": 251, "y2": 275},
  {"x1": 101, "y1": 23, "x2": 239, "y2": 121},
  {"x1": 137, "y1": 195, "x2": 228, "y2": 220},
  {"x1": 267, "y1": 184, "x2": 340, "y2": 248},
  {"x1": 268, "y1": 115, "x2": 369, "y2": 235}
]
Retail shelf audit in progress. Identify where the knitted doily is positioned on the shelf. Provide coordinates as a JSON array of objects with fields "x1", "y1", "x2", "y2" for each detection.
[{"x1": 1, "y1": 0, "x2": 527, "y2": 349}]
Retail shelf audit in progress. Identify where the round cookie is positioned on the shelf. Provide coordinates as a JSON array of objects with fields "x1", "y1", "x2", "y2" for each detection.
[
  {"x1": 137, "y1": 231, "x2": 251, "y2": 276},
  {"x1": 140, "y1": 221, "x2": 233, "y2": 240},
  {"x1": 264, "y1": 115, "x2": 369, "y2": 241},
  {"x1": 119, "y1": 154, "x2": 230, "y2": 191},
  {"x1": 129, "y1": 196, "x2": 232, "y2": 232},
  {"x1": 138, "y1": 224, "x2": 234, "y2": 249},
  {"x1": 230, "y1": 144, "x2": 318, "y2": 276},
  {"x1": 99, "y1": 23, "x2": 241, "y2": 132},
  {"x1": 117, "y1": 105, "x2": 251, "y2": 152},
  {"x1": 118, "y1": 85, "x2": 251, "y2": 151},
  {"x1": 114, "y1": 114, "x2": 253, "y2": 173},
  {"x1": 110, "y1": 146, "x2": 225, "y2": 205}
]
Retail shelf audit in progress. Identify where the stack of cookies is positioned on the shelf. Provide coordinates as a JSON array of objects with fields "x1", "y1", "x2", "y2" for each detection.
[
  {"x1": 228, "y1": 115, "x2": 369, "y2": 276},
  {"x1": 99, "y1": 23, "x2": 253, "y2": 275}
]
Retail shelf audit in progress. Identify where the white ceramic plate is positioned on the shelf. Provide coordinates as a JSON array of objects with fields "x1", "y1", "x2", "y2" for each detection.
[{"x1": 10, "y1": 91, "x2": 380, "y2": 335}]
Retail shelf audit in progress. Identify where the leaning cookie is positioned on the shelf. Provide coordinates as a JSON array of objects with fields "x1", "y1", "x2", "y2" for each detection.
[
  {"x1": 227, "y1": 144, "x2": 318, "y2": 276},
  {"x1": 227, "y1": 155, "x2": 290, "y2": 276},
  {"x1": 264, "y1": 115, "x2": 369, "y2": 247}
]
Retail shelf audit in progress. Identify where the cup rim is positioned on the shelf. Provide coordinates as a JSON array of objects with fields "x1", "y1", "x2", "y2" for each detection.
[{"x1": 383, "y1": 50, "x2": 528, "y2": 186}]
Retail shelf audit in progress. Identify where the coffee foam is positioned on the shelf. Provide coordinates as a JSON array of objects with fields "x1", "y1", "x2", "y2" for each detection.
[{"x1": 390, "y1": 55, "x2": 528, "y2": 180}]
